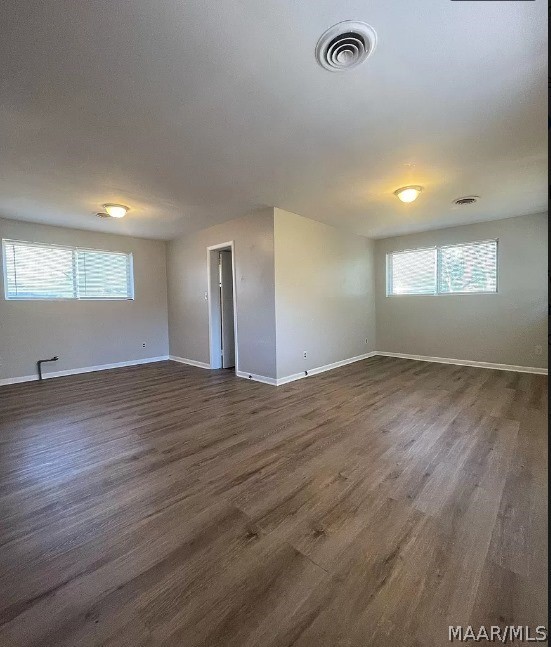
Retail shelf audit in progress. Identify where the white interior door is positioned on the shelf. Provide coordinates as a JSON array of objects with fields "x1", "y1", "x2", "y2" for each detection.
[{"x1": 219, "y1": 250, "x2": 235, "y2": 369}]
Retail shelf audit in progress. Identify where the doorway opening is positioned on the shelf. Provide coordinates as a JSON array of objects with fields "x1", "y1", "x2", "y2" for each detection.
[{"x1": 207, "y1": 242, "x2": 237, "y2": 371}]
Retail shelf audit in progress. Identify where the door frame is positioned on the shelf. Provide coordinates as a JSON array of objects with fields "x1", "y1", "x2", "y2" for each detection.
[{"x1": 206, "y1": 241, "x2": 238, "y2": 371}]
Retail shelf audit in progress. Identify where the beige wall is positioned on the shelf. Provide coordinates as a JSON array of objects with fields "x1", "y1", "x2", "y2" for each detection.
[
  {"x1": 375, "y1": 212, "x2": 548, "y2": 369},
  {"x1": 167, "y1": 209, "x2": 277, "y2": 378},
  {"x1": 274, "y1": 208, "x2": 376, "y2": 379},
  {"x1": 0, "y1": 217, "x2": 169, "y2": 381}
]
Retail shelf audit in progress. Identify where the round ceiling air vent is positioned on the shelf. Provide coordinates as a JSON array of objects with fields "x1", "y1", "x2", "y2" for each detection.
[
  {"x1": 453, "y1": 196, "x2": 480, "y2": 206},
  {"x1": 315, "y1": 21, "x2": 377, "y2": 72}
]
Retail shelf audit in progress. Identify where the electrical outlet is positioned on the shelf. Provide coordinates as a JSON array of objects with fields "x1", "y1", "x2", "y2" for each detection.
[
  {"x1": 303, "y1": 351, "x2": 307, "y2": 359},
  {"x1": 365, "y1": 338, "x2": 369, "y2": 345},
  {"x1": 534, "y1": 345, "x2": 543, "y2": 356},
  {"x1": 204, "y1": 291, "x2": 208, "y2": 300},
  {"x1": 142, "y1": 342, "x2": 147, "y2": 348}
]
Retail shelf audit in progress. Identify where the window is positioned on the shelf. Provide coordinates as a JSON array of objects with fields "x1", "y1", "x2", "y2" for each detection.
[
  {"x1": 387, "y1": 239, "x2": 497, "y2": 296},
  {"x1": 387, "y1": 247, "x2": 437, "y2": 295},
  {"x1": 438, "y1": 240, "x2": 497, "y2": 294},
  {"x1": 2, "y1": 240, "x2": 134, "y2": 300},
  {"x1": 76, "y1": 249, "x2": 133, "y2": 299}
]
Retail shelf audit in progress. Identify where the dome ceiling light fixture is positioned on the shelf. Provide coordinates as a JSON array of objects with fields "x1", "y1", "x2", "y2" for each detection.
[
  {"x1": 394, "y1": 186, "x2": 423, "y2": 203},
  {"x1": 315, "y1": 21, "x2": 377, "y2": 72},
  {"x1": 102, "y1": 204, "x2": 129, "y2": 218}
]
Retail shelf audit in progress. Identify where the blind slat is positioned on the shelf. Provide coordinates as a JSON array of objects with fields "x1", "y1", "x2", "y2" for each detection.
[
  {"x1": 438, "y1": 240, "x2": 497, "y2": 294},
  {"x1": 388, "y1": 248, "x2": 437, "y2": 295},
  {"x1": 387, "y1": 240, "x2": 498, "y2": 296},
  {"x1": 3, "y1": 240, "x2": 133, "y2": 300},
  {"x1": 77, "y1": 250, "x2": 131, "y2": 298}
]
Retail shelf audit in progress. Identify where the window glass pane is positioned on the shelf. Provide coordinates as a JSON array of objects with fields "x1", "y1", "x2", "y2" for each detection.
[
  {"x1": 4, "y1": 241, "x2": 75, "y2": 298},
  {"x1": 3, "y1": 240, "x2": 133, "y2": 300},
  {"x1": 438, "y1": 240, "x2": 497, "y2": 293},
  {"x1": 388, "y1": 248, "x2": 436, "y2": 295},
  {"x1": 77, "y1": 250, "x2": 132, "y2": 299}
]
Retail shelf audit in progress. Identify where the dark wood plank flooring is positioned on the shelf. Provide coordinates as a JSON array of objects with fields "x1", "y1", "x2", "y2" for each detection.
[{"x1": 0, "y1": 357, "x2": 547, "y2": 646}]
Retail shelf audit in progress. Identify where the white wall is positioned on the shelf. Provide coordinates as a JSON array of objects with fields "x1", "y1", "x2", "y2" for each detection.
[
  {"x1": 0, "y1": 217, "x2": 169, "y2": 381},
  {"x1": 167, "y1": 209, "x2": 277, "y2": 378},
  {"x1": 375, "y1": 212, "x2": 548, "y2": 369},
  {"x1": 274, "y1": 208, "x2": 376, "y2": 379}
]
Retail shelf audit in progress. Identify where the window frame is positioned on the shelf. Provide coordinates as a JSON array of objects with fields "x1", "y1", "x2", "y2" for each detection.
[
  {"x1": 2, "y1": 239, "x2": 135, "y2": 301},
  {"x1": 386, "y1": 238, "x2": 499, "y2": 297}
]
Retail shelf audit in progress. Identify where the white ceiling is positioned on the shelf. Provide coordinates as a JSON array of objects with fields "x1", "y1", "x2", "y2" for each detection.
[{"x1": 0, "y1": 0, "x2": 547, "y2": 240}]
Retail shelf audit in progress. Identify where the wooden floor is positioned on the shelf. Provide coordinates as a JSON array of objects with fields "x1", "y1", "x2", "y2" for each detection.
[{"x1": 0, "y1": 357, "x2": 547, "y2": 647}]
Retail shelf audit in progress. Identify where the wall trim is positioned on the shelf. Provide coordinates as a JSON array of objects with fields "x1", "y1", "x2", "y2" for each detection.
[
  {"x1": 236, "y1": 349, "x2": 547, "y2": 385},
  {"x1": 235, "y1": 370, "x2": 278, "y2": 386},
  {"x1": 169, "y1": 355, "x2": 212, "y2": 370},
  {"x1": 0, "y1": 356, "x2": 170, "y2": 387},
  {"x1": 375, "y1": 352, "x2": 548, "y2": 375},
  {"x1": 2, "y1": 350, "x2": 544, "y2": 388},
  {"x1": 275, "y1": 351, "x2": 378, "y2": 386},
  {"x1": 0, "y1": 374, "x2": 38, "y2": 386}
]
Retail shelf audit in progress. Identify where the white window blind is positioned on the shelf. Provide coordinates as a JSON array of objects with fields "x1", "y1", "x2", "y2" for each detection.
[
  {"x1": 387, "y1": 239, "x2": 498, "y2": 296},
  {"x1": 3, "y1": 240, "x2": 134, "y2": 300},
  {"x1": 438, "y1": 240, "x2": 497, "y2": 294},
  {"x1": 387, "y1": 248, "x2": 437, "y2": 295},
  {"x1": 77, "y1": 249, "x2": 132, "y2": 299},
  {"x1": 3, "y1": 241, "x2": 75, "y2": 299}
]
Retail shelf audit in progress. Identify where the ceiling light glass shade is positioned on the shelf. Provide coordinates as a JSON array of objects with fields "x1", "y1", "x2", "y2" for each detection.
[
  {"x1": 103, "y1": 204, "x2": 129, "y2": 218},
  {"x1": 394, "y1": 186, "x2": 423, "y2": 203}
]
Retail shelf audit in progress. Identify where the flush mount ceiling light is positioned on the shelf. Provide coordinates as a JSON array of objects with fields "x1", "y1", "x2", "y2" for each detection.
[
  {"x1": 315, "y1": 21, "x2": 377, "y2": 72},
  {"x1": 103, "y1": 204, "x2": 129, "y2": 218},
  {"x1": 394, "y1": 186, "x2": 423, "y2": 203}
]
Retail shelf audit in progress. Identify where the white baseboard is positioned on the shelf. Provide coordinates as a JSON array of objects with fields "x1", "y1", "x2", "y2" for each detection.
[
  {"x1": 171, "y1": 360, "x2": 278, "y2": 385},
  {"x1": 169, "y1": 355, "x2": 211, "y2": 370},
  {"x1": 235, "y1": 370, "x2": 278, "y2": 386},
  {"x1": 235, "y1": 352, "x2": 378, "y2": 387},
  {"x1": 375, "y1": 352, "x2": 548, "y2": 375},
  {"x1": 275, "y1": 351, "x2": 378, "y2": 386},
  {"x1": 170, "y1": 356, "x2": 276, "y2": 383},
  {"x1": 0, "y1": 374, "x2": 38, "y2": 386},
  {"x1": 0, "y1": 356, "x2": 170, "y2": 387},
  {"x1": 2, "y1": 350, "x2": 544, "y2": 389}
]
